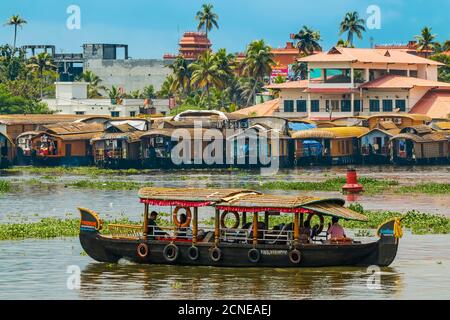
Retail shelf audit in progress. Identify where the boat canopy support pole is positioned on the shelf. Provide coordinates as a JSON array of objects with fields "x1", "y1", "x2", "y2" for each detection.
[
  {"x1": 253, "y1": 212, "x2": 258, "y2": 246},
  {"x1": 294, "y1": 212, "x2": 299, "y2": 246},
  {"x1": 214, "y1": 209, "x2": 220, "y2": 246},
  {"x1": 193, "y1": 207, "x2": 198, "y2": 245},
  {"x1": 264, "y1": 211, "x2": 269, "y2": 230},
  {"x1": 143, "y1": 202, "x2": 149, "y2": 240},
  {"x1": 242, "y1": 212, "x2": 247, "y2": 227}
]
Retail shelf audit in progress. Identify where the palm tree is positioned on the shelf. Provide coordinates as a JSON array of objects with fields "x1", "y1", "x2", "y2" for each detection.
[
  {"x1": 415, "y1": 27, "x2": 437, "y2": 58},
  {"x1": 189, "y1": 51, "x2": 223, "y2": 109},
  {"x1": 241, "y1": 39, "x2": 274, "y2": 106},
  {"x1": 28, "y1": 52, "x2": 56, "y2": 98},
  {"x1": 292, "y1": 26, "x2": 322, "y2": 55},
  {"x1": 442, "y1": 40, "x2": 450, "y2": 52},
  {"x1": 4, "y1": 15, "x2": 27, "y2": 51},
  {"x1": 214, "y1": 48, "x2": 236, "y2": 87},
  {"x1": 291, "y1": 62, "x2": 308, "y2": 80},
  {"x1": 339, "y1": 11, "x2": 366, "y2": 47},
  {"x1": 77, "y1": 70, "x2": 105, "y2": 98},
  {"x1": 195, "y1": 3, "x2": 219, "y2": 37},
  {"x1": 107, "y1": 85, "x2": 124, "y2": 104},
  {"x1": 168, "y1": 56, "x2": 192, "y2": 96}
]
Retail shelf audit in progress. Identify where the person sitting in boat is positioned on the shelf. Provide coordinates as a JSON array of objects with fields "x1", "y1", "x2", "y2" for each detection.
[
  {"x1": 176, "y1": 213, "x2": 192, "y2": 239},
  {"x1": 299, "y1": 220, "x2": 312, "y2": 243},
  {"x1": 148, "y1": 211, "x2": 166, "y2": 238},
  {"x1": 327, "y1": 217, "x2": 346, "y2": 240}
]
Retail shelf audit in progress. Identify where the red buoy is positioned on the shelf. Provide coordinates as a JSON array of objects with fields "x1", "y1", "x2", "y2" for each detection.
[{"x1": 342, "y1": 168, "x2": 363, "y2": 194}]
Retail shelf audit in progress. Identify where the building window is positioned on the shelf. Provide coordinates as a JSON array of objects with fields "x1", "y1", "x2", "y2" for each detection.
[
  {"x1": 296, "y1": 100, "x2": 307, "y2": 112},
  {"x1": 354, "y1": 69, "x2": 365, "y2": 83},
  {"x1": 129, "y1": 111, "x2": 136, "y2": 117},
  {"x1": 111, "y1": 111, "x2": 120, "y2": 117},
  {"x1": 389, "y1": 69, "x2": 408, "y2": 76},
  {"x1": 354, "y1": 100, "x2": 361, "y2": 112},
  {"x1": 396, "y1": 100, "x2": 406, "y2": 112},
  {"x1": 284, "y1": 100, "x2": 294, "y2": 112},
  {"x1": 311, "y1": 100, "x2": 320, "y2": 112},
  {"x1": 75, "y1": 111, "x2": 85, "y2": 115},
  {"x1": 341, "y1": 100, "x2": 351, "y2": 112},
  {"x1": 382, "y1": 100, "x2": 393, "y2": 112},
  {"x1": 370, "y1": 100, "x2": 380, "y2": 112},
  {"x1": 410, "y1": 70, "x2": 418, "y2": 78}
]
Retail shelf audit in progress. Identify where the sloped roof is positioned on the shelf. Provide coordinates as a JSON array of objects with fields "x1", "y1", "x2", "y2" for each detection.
[
  {"x1": 91, "y1": 131, "x2": 145, "y2": 143},
  {"x1": 232, "y1": 98, "x2": 281, "y2": 117},
  {"x1": 298, "y1": 47, "x2": 444, "y2": 66},
  {"x1": 433, "y1": 121, "x2": 450, "y2": 130},
  {"x1": 0, "y1": 114, "x2": 86, "y2": 125},
  {"x1": 361, "y1": 75, "x2": 450, "y2": 89},
  {"x1": 359, "y1": 128, "x2": 401, "y2": 138},
  {"x1": 367, "y1": 113, "x2": 432, "y2": 122},
  {"x1": 43, "y1": 122, "x2": 104, "y2": 135},
  {"x1": 410, "y1": 90, "x2": 450, "y2": 119},
  {"x1": 291, "y1": 126, "x2": 369, "y2": 139}
]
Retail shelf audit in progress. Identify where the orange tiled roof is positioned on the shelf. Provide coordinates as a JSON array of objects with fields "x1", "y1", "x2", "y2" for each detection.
[
  {"x1": 410, "y1": 90, "x2": 450, "y2": 119},
  {"x1": 232, "y1": 99, "x2": 280, "y2": 117},
  {"x1": 265, "y1": 80, "x2": 309, "y2": 89},
  {"x1": 360, "y1": 75, "x2": 450, "y2": 89},
  {"x1": 298, "y1": 47, "x2": 444, "y2": 66}
]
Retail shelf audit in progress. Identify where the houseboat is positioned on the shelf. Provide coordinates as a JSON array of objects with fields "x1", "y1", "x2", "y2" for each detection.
[
  {"x1": 79, "y1": 187, "x2": 402, "y2": 267},
  {"x1": 140, "y1": 129, "x2": 176, "y2": 168},
  {"x1": 30, "y1": 123, "x2": 103, "y2": 166},
  {"x1": 0, "y1": 132, "x2": 14, "y2": 169},
  {"x1": 366, "y1": 114, "x2": 431, "y2": 130},
  {"x1": 91, "y1": 124, "x2": 145, "y2": 169},
  {"x1": 390, "y1": 125, "x2": 450, "y2": 164},
  {"x1": 15, "y1": 131, "x2": 43, "y2": 165},
  {"x1": 291, "y1": 127, "x2": 369, "y2": 165},
  {"x1": 359, "y1": 121, "x2": 401, "y2": 164}
]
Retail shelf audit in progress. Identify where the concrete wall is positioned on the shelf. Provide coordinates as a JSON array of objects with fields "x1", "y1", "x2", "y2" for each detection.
[{"x1": 85, "y1": 59, "x2": 171, "y2": 92}]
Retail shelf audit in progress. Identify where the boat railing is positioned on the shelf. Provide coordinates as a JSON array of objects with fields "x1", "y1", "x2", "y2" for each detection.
[
  {"x1": 220, "y1": 228, "x2": 294, "y2": 244},
  {"x1": 108, "y1": 223, "x2": 142, "y2": 239}
]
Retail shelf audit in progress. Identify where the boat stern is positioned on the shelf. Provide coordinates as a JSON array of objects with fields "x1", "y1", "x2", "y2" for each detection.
[{"x1": 376, "y1": 218, "x2": 402, "y2": 266}]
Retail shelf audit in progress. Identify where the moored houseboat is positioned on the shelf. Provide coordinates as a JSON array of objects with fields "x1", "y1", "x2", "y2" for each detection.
[
  {"x1": 91, "y1": 124, "x2": 146, "y2": 169},
  {"x1": 291, "y1": 127, "x2": 369, "y2": 165},
  {"x1": 0, "y1": 132, "x2": 15, "y2": 169},
  {"x1": 79, "y1": 187, "x2": 402, "y2": 267},
  {"x1": 390, "y1": 125, "x2": 450, "y2": 164},
  {"x1": 359, "y1": 121, "x2": 401, "y2": 164},
  {"x1": 30, "y1": 123, "x2": 103, "y2": 166}
]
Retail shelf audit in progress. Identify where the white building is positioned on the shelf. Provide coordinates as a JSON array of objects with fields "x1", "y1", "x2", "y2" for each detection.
[
  {"x1": 264, "y1": 47, "x2": 450, "y2": 119},
  {"x1": 43, "y1": 82, "x2": 169, "y2": 117}
]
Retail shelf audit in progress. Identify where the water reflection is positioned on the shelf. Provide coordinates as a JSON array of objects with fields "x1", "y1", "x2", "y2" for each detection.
[{"x1": 79, "y1": 262, "x2": 402, "y2": 299}]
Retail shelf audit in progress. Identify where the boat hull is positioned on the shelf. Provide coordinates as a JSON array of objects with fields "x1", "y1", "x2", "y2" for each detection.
[{"x1": 80, "y1": 231, "x2": 398, "y2": 268}]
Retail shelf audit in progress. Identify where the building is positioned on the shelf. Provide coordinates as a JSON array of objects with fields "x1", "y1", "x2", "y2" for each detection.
[
  {"x1": 43, "y1": 82, "x2": 143, "y2": 117},
  {"x1": 22, "y1": 43, "x2": 171, "y2": 92},
  {"x1": 264, "y1": 47, "x2": 450, "y2": 119},
  {"x1": 163, "y1": 32, "x2": 212, "y2": 62}
]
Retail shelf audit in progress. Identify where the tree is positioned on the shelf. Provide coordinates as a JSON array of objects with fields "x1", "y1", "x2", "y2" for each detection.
[
  {"x1": 293, "y1": 26, "x2": 322, "y2": 55},
  {"x1": 0, "y1": 84, "x2": 51, "y2": 114},
  {"x1": 168, "y1": 56, "x2": 192, "y2": 96},
  {"x1": 195, "y1": 3, "x2": 219, "y2": 37},
  {"x1": 157, "y1": 75, "x2": 176, "y2": 99},
  {"x1": 241, "y1": 40, "x2": 274, "y2": 106},
  {"x1": 142, "y1": 85, "x2": 156, "y2": 99},
  {"x1": 107, "y1": 85, "x2": 124, "y2": 104},
  {"x1": 189, "y1": 51, "x2": 223, "y2": 109},
  {"x1": 339, "y1": 11, "x2": 366, "y2": 47},
  {"x1": 4, "y1": 15, "x2": 27, "y2": 51},
  {"x1": 431, "y1": 53, "x2": 450, "y2": 82},
  {"x1": 77, "y1": 70, "x2": 105, "y2": 98},
  {"x1": 291, "y1": 62, "x2": 308, "y2": 80},
  {"x1": 214, "y1": 48, "x2": 236, "y2": 87},
  {"x1": 415, "y1": 27, "x2": 437, "y2": 58},
  {"x1": 27, "y1": 52, "x2": 56, "y2": 98}
]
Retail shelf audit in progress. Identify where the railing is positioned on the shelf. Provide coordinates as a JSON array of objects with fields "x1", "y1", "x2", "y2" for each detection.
[
  {"x1": 220, "y1": 228, "x2": 294, "y2": 245},
  {"x1": 108, "y1": 224, "x2": 142, "y2": 239}
]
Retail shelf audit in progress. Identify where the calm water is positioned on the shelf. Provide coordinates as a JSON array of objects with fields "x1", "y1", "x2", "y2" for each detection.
[
  {"x1": 0, "y1": 233, "x2": 449, "y2": 300},
  {"x1": 0, "y1": 166, "x2": 449, "y2": 299}
]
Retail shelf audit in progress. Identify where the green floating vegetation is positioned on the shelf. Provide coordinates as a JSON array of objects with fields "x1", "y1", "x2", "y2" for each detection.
[
  {"x1": 0, "y1": 217, "x2": 138, "y2": 240},
  {"x1": 0, "y1": 180, "x2": 12, "y2": 193},
  {"x1": 67, "y1": 180, "x2": 154, "y2": 190},
  {"x1": 397, "y1": 183, "x2": 450, "y2": 194},
  {"x1": 4, "y1": 166, "x2": 152, "y2": 177},
  {"x1": 254, "y1": 177, "x2": 399, "y2": 194}
]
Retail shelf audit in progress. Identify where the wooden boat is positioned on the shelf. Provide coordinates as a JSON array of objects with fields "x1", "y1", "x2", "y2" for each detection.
[{"x1": 79, "y1": 187, "x2": 401, "y2": 268}]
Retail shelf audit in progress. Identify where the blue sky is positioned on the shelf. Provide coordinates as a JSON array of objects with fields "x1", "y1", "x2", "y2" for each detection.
[{"x1": 0, "y1": 0, "x2": 449, "y2": 58}]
